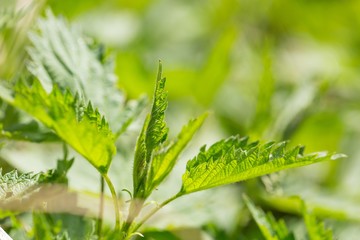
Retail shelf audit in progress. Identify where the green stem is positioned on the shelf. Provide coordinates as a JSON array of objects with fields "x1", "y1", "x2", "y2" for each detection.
[
  {"x1": 103, "y1": 173, "x2": 121, "y2": 231},
  {"x1": 130, "y1": 193, "x2": 182, "y2": 234},
  {"x1": 97, "y1": 175, "x2": 105, "y2": 239}
]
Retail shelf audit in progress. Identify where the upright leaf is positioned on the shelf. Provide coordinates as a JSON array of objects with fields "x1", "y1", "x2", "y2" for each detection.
[
  {"x1": 133, "y1": 115, "x2": 150, "y2": 197},
  {"x1": 0, "y1": 80, "x2": 116, "y2": 173},
  {"x1": 180, "y1": 136, "x2": 343, "y2": 194},
  {"x1": 133, "y1": 62, "x2": 168, "y2": 198},
  {"x1": 243, "y1": 195, "x2": 295, "y2": 240},
  {"x1": 146, "y1": 113, "x2": 208, "y2": 194},
  {"x1": 145, "y1": 62, "x2": 168, "y2": 153}
]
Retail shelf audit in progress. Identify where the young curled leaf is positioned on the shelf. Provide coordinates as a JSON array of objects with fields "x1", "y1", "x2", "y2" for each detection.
[
  {"x1": 133, "y1": 62, "x2": 168, "y2": 199},
  {"x1": 145, "y1": 62, "x2": 169, "y2": 152}
]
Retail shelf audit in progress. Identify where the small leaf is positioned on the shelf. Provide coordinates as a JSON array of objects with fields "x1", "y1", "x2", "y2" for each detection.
[
  {"x1": 180, "y1": 136, "x2": 343, "y2": 194},
  {"x1": 243, "y1": 194, "x2": 295, "y2": 240},
  {"x1": 133, "y1": 115, "x2": 150, "y2": 197},
  {"x1": 40, "y1": 148, "x2": 74, "y2": 185},
  {"x1": 146, "y1": 112, "x2": 208, "y2": 194},
  {"x1": 302, "y1": 203, "x2": 333, "y2": 240}
]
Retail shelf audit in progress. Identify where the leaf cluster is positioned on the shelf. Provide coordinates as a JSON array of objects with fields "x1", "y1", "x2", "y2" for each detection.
[{"x1": 0, "y1": 8, "x2": 346, "y2": 240}]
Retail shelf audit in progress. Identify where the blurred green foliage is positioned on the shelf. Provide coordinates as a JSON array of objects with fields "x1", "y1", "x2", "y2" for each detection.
[{"x1": 2, "y1": 0, "x2": 360, "y2": 239}]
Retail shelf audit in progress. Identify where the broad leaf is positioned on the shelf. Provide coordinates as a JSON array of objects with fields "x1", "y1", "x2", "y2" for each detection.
[
  {"x1": 0, "y1": 80, "x2": 116, "y2": 173},
  {"x1": 146, "y1": 113, "x2": 208, "y2": 194},
  {"x1": 28, "y1": 10, "x2": 145, "y2": 135},
  {"x1": 180, "y1": 136, "x2": 343, "y2": 194},
  {"x1": 133, "y1": 62, "x2": 168, "y2": 198},
  {"x1": 243, "y1": 194, "x2": 295, "y2": 240}
]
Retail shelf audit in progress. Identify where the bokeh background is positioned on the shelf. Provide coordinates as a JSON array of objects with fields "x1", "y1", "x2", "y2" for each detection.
[{"x1": 2, "y1": 0, "x2": 360, "y2": 239}]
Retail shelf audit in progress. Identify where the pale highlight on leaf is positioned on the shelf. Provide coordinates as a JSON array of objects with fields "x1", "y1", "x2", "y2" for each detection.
[
  {"x1": 146, "y1": 113, "x2": 208, "y2": 194},
  {"x1": 1, "y1": 80, "x2": 115, "y2": 173},
  {"x1": 180, "y1": 136, "x2": 343, "y2": 194}
]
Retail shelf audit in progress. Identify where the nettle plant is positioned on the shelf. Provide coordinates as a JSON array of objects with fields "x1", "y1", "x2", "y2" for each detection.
[{"x1": 0, "y1": 10, "x2": 344, "y2": 240}]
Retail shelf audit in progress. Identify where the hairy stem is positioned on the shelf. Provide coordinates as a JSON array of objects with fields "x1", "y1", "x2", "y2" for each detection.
[
  {"x1": 129, "y1": 193, "x2": 182, "y2": 235},
  {"x1": 103, "y1": 173, "x2": 121, "y2": 231},
  {"x1": 97, "y1": 175, "x2": 105, "y2": 239},
  {"x1": 122, "y1": 199, "x2": 144, "y2": 234}
]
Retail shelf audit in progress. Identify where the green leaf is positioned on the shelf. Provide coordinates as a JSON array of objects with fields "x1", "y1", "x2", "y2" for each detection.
[
  {"x1": 180, "y1": 136, "x2": 343, "y2": 194},
  {"x1": 133, "y1": 115, "x2": 150, "y2": 197},
  {"x1": 0, "y1": 80, "x2": 116, "y2": 173},
  {"x1": 243, "y1": 194, "x2": 295, "y2": 240},
  {"x1": 146, "y1": 112, "x2": 208, "y2": 194},
  {"x1": 145, "y1": 62, "x2": 168, "y2": 153},
  {"x1": 133, "y1": 62, "x2": 168, "y2": 198},
  {"x1": 39, "y1": 147, "x2": 74, "y2": 185},
  {"x1": 302, "y1": 203, "x2": 333, "y2": 240}
]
